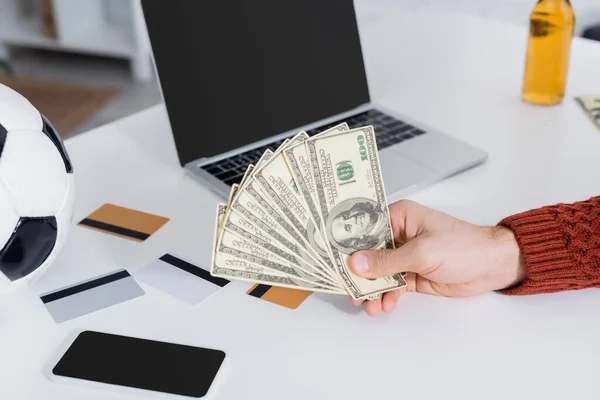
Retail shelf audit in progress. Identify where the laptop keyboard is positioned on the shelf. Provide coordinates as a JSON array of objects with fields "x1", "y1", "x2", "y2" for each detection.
[{"x1": 200, "y1": 109, "x2": 427, "y2": 187}]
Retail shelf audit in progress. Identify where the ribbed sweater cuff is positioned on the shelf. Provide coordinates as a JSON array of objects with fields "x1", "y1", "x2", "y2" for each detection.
[{"x1": 497, "y1": 208, "x2": 574, "y2": 295}]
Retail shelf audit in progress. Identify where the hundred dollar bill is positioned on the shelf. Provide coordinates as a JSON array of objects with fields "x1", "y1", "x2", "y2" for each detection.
[
  {"x1": 228, "y1": 190, "x2": 336, "y2": 280},
  {"x1": 216, "y1": 152, "x2": 342, "y2": 290},
  {"x1": 282, "y1": 123, "x2": 349, "y2": 269},
  {"x1": 229, "y1": 189, "x2": 321, "y2": 267},
  {"x1": 238, "y1": 165, "x2": 254, "y2": 192},
  {"x1": 232, "y1": 147, "x2": 273, "y2": 198},
  {"x1": 231, "y1": 151, "x2": 296, "y2": 256},
  {"x1": 253, "y1": 132, "x2": 340, "y2": 280},
  {"x1": 216, "y1": 196, "x2": 339, "y2": 288},
  {"x1": 575, "y1": 95, "x2": 600, "y2": 131},
  {"x1": 219, "y1": 228, "x2": 294, "y2": 276},
  {"x1": 210, "y1": 203, "x2": 228, "y2": 277},
  {"x1": 231, "y1": 139, "x2": 336, "y2": 281},
  {"x1": 213, "y1": 253, "x2": 343, "y2": 294},
  {"x1": 213, "y1": 203, "x2": 287, "y2": 279},
  {"x1": 238, "y1": 180, "x2": 336, "y2": 278},
  {"x1": 218, "y1": 227, "x2": 337, "y2": 289},
  {"x1": 222, "y1": 182, "x2": 336, "y2": 286},
  {"x1": 211, "y1": 205, "x2": 342, "y2": 294},
  {"x1": 230, "y1": 165, "x2": 334, "y2": 278},
  {"x1": 224, "y1": 208, "x2": 342, "y2": 288},
  {"x1": 222, "y1": 217, "x2": 341, "y2": 288},
  {"x1": 228, "y1": 178, "x2": 336, "y2": 284},
  {"x1": 306, "y1": 125, "x2": 407, "y2": 299}
]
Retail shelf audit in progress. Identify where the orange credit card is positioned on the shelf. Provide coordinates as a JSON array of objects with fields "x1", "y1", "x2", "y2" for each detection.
[
  {"x1": 247, "y1": 284, "x2": 312, "y2": 309},
  {"x1": 78, "y1": 203, "x2": 169, "y2": 242}
]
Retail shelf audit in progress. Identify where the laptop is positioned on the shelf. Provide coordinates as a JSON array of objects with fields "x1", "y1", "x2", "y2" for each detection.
[{"x1": 140, "y1": 0, "x2": 487, "y2": 202}]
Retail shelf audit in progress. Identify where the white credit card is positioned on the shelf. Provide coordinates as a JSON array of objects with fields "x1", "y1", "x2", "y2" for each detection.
[
  {"x1": 39, "y1": 269, "x2": 145, "y2": 323},
  {"x1": 134, "y1": 253, "x2": 229, "y2": 305}
]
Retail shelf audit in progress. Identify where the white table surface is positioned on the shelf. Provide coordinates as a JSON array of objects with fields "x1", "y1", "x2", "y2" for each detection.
[{"x1": 3, "y1": 6, "x2": 600, "y2": 400}]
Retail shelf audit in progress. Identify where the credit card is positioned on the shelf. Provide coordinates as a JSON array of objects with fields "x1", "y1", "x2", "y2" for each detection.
[
  {"x1": 134, "y1": 253, "x2": 229, "y2": 305},
  {"x1": 39, "y1": 269, "x2": 145, "y2": 323},
  {"x1": 78, "y1": 203, "x2": 169, "y2": 242},
  {"x1": 247, "y1": 284, "x2": 312, "y2": 309}
]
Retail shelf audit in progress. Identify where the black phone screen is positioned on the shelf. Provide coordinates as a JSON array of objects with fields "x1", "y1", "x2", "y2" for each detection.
[{"x1": 52, "y1": 330, "x2": 226, "y2": 398}]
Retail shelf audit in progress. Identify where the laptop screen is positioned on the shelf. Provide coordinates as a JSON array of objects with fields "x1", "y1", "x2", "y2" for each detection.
[{"x1": 141, "y1": 0, "x2": 370, "y2": 166}]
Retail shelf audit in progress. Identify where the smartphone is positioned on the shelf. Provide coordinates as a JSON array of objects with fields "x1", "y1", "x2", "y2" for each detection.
[{"x1": 48, "y1": 330, "x2": 227, "y2": 398}]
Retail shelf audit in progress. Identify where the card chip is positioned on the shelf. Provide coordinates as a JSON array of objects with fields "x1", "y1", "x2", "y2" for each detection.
[{"x1": 247, "y1": 284, "x2": 312, "y2": 309}]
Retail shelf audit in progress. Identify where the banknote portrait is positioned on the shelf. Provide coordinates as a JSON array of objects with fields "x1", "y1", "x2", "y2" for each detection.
[{"x1": 325, "y1": 198, "x2": 388, "y2": 254}]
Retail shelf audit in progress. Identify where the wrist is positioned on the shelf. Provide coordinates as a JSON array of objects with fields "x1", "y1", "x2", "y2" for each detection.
[{"x1": 485, "y1": 226, "x2": 526, "y2": 290}]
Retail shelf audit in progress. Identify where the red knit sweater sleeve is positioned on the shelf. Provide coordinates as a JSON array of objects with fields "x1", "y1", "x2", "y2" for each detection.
[{"x1": 497, "y1": 196, "x2": 600, "y2": 295}]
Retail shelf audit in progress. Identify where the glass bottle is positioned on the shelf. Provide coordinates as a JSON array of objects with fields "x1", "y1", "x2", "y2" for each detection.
[{"x1": 522, "y1": 0, "x2": 575, "y2": 105}]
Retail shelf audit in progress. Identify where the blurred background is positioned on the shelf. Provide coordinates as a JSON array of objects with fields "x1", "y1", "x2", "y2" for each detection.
[{"x1": 0, "y1": 0, "x2": 599, "y2": 140}]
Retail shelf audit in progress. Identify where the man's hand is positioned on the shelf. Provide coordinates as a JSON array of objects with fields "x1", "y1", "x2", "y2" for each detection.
[{"x1": 349, "y1": 200, "x2": 525, "y2": 316}]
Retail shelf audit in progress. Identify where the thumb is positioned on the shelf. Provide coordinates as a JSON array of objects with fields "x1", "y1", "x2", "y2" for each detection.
[{"x1": 349, "y1": 239, "x2": 429, "y2": 279}]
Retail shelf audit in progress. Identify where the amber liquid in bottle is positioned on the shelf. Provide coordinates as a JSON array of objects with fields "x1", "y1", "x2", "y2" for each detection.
[{"x1": 522, "y1": 0, "x2": 575, "y2": 105}]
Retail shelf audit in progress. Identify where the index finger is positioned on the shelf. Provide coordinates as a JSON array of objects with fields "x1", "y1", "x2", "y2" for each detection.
[{"x1": 388, "y1": 200, "x2": 431, "y2": 243}]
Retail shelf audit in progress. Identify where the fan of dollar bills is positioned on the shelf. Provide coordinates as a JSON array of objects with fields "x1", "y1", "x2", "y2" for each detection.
[{"x1": 210, "y1": 123, "x2": 407, "y2": 300}]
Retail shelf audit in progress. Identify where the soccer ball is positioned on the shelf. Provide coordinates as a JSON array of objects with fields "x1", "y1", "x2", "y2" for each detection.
[{"x1": 0, "y1": 82, "x2": 75, "y2": 293}]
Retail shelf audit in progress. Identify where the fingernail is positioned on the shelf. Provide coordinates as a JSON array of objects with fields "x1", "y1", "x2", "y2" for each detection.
[{"x1": 352, "y1": 253, "x2": 369, "y2": 274}]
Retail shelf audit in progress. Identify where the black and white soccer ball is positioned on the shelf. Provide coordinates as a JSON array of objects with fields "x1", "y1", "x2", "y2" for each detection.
[{"x1": 0, "y1": 82, "x2": 75, "y2": 292}]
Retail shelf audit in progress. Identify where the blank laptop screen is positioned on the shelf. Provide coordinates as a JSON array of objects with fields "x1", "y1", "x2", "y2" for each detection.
[{"x1": 141, "y1": 0, "x2": 370, "y2": 166}]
